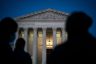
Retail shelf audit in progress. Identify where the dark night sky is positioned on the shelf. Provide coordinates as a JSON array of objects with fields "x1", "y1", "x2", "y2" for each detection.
[{"x1": 0, "y1": 0, "x2": 96, "y2": 37}]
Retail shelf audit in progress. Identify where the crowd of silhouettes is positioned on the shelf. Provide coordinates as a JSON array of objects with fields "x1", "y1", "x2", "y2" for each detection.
[
  {"x1": 0, "y1": 11, "x2": 96, "y2": 64},
  {"x1": 0, "y1": 17, "x2": 32, "y2": 64},
  {"x1": 47, "y1": 12, "x2": 96, "y2": 64}
]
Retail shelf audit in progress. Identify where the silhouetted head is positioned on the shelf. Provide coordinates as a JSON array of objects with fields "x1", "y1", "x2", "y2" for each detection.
[
  {"x1": 15, "y1": 38, "x2": 25, "y2": 50},
  {"x1": 66, "y1": 12, "x2": 92, "y2": 35},
  {"x1": 0, "y1": 17, "x2": 18, "y2": 43}
]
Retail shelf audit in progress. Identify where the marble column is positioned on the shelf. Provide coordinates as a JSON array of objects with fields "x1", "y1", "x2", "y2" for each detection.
[
  {"x1": 16, "y1": 29, "x2": 19, "y2": 40},
  {"x1": 15, "y1": 28, "x2": 19, "y2": 45},
  {"x1": 33, "y1": 28, "x2": 37, "y2": 64},
  {"x1": 42, "y1": 28, "x2": 46, "y2": 64},
  {"x1": 12, "y1": 28, "x2": 19, "y2": 50},
  {"x1": 24, "y1": 28, "x2": 28, "y2": 52},
  {"x1": 62, "y1": 28, "x2": 66, "y2": 42},
  {"x1": 53, "y1": 28, "x2": 57, "y2": 48}
]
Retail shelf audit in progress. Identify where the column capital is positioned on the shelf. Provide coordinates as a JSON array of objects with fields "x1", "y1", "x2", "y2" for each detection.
[
  {"x1": 24, "y1": 28, "x2": 28, "y2": 31},
  {"x1": 61, "y1": 28, "x2": 64, "y2": 30},
  {"x1": 17, "y1": 28, "x2": 19, "y2": 32},
  {"x1": 52, "y1": 28, "x2": 57, "y2": 30},
  {"x1": 33, "y1": 28, "x2": 37, "y2": 31},
  {"x1": 43, "y1": 28, "x2": 47, "y2": 31}
]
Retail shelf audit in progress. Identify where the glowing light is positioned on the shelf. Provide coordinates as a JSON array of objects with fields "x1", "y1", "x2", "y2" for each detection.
[{"x1": 46, "y1": 38, "x2": 53, "y2": 49}]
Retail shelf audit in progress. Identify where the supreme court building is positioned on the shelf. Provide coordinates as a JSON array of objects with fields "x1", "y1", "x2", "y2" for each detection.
[{"x1": 15, "y1": 9, "x2": 68, "y2": 64}]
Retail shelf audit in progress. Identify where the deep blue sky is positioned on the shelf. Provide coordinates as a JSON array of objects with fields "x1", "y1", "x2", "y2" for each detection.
[{"x1": 0, "y1": 0, "x2": 96, "y2": 37}]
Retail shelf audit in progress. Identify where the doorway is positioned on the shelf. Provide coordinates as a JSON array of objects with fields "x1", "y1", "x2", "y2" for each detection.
[{"x1": 46, "y1": 29, "x2": 53, "y2": 61}]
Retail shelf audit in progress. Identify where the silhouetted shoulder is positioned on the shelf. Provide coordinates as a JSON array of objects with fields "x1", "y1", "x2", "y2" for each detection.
[
  {"x1": 47, "y1": 42, "x2": 68, "y2": 64},
  {"x1": 13, "y1": 38, "x2": 32, "y2": 64},
  {"x1": 85, "y1": 34, "x2": 96, "y2": 48},
  {"x1": 54, "y1": 43, "x2": 67, "y2": 52},
  {"x1": 47, "y1": 12, "x2": 96, "y2": 64},
  {"x1": 24, "y1": 52, "x2": 32, "y2": 64}
]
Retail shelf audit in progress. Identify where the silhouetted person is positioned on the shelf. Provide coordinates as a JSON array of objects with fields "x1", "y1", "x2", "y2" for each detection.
[
  {"x1": 0, "y1": 17, "x2": 18, "y2": 64},
  {"x1": 47, "y1": 12, "x2": 96, "y2": 64},
  {"x1": 13, "y1": 38, "x2": 32, "y2": 64}
]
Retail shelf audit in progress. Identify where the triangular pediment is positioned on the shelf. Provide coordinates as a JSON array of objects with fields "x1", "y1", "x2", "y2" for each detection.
[{"x1": 16, "y1": 8, "x2": 69, "y2": 21}]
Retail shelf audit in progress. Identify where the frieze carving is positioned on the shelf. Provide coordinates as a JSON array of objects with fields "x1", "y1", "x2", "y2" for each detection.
[
  {"x1": 16, "y1": 9, "x2": 69, "y2": 21},
  {"x1": 34, "y1": 11, "x2": 63, "y2": 19}
]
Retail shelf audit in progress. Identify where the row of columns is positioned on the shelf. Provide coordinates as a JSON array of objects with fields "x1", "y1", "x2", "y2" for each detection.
[{"x1": 17, "y1": 28, "x2": 67, "y2": 64}]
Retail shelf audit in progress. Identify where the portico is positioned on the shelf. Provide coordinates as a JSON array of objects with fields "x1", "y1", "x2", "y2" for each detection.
[{"x1": 15, "y1": 8, "x2": 68, "y2": 64}]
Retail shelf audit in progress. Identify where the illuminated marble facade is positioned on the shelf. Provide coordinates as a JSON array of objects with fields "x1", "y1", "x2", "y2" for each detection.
[{"x1": 15, "y1": 9, "x2": 68, "y2": 64}]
